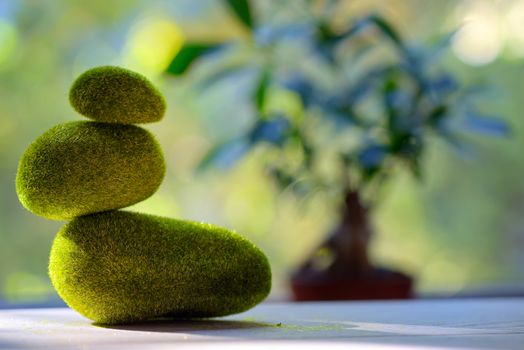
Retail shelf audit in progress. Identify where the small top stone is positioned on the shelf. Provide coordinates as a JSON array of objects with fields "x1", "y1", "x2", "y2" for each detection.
[{"x1": 69, "y1": 66, "x2": 166, "y2": 124}]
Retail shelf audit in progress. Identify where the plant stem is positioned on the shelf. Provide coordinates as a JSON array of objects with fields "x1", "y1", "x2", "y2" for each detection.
[{"x1": 327, "y1": 189, "x2": 372, "y2": 275}]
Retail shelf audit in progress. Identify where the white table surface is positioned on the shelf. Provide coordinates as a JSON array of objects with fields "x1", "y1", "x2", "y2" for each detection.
[{"x1": 1, "y1": 298, "x2": 523, "y2": 350}]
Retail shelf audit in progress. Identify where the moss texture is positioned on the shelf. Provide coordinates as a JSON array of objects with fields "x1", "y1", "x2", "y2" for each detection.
[
  {"x1": 69, "y1": 66, "x2": 166, "y2": 124},
  {"x1": 16, "y1": 121, "x2": 165, "y2": 220},
  {"x1": 49, "y1": 210, "x2": 272, "y2": 324}
]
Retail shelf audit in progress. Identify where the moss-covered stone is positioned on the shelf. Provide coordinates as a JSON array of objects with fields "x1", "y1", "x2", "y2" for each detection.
[
  {"x1": 69, "y1": 66, "x2": 166, "y2": 124},
  {"x1": 16, "y1": 121, "x2": 165, "y2": 220},
  {"x1": 48, "y1": 210, "x2": 272, "y2": 324}
]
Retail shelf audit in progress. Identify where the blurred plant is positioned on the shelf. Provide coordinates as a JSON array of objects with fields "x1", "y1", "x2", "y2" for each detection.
[{"x1": 167, "y1": 0, "x2": 508, "y2": 298}]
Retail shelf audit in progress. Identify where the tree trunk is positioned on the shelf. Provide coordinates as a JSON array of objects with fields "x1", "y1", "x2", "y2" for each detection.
[
  {"x1": 324, "y1": 189, "x2": 372, "y2": 276},
  {"x1": 296, "y1": 188, "x2": 373, "y2": 276}
]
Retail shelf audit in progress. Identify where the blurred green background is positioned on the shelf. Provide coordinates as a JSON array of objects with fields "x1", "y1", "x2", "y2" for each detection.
[{"x1": 0, "y1": 0, "x2": 523, "y2": 303}]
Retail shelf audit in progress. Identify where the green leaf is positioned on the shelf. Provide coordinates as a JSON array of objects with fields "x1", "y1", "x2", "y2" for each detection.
[
  {"x1": 367, "y1": 15, "x2": 404, "y2": 49},
  {"x1": 333, "y1": 15, "x2": 404, "y2": 49},
  {"x1": 424, "y1": 29, "x2": 459, "y2": 62},
  {"x1": 383, "y1": 75, "x2": 399, "y2": 131},
  {"x1": 196, "y1": 138, "x2": 250, "y2": 173},
  {"x1": 166, "y1": 43, "x2": 218, "y2": 75},
  {"x1": 249, "y1": 115, "x2": 291, "y2": 146},
  {"x1": 428, "y1": 105, "x2": 448, "y2": 125},
  {"x1": 224, "y1": 0, "x2": 253, "y2": 29},
  {"x1": 358, "y1": 144, "x2": 389, "y2": 171},
  {"x1": 254, "y1": 69, "x2": 270, "y2": 111},
  {"x1": 313, "y1": 16, "x2": 405, "y2": 63},
  {"x1": 195, "y1": 64, "x2": 251, "y2": 91},
  {"x1": 462, "y1": 112, "x2": 510, "y2": 137}
]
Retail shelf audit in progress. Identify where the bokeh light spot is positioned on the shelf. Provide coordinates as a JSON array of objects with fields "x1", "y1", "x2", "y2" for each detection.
[
  {"x1": 505, "y1": 0, "x2": 524, "y2": 57},
  {"x1": 124, "y1": 17, "x2": 185, "y2": 75},
  {"x1": 452, "y1": 19, "x2": 502, "y2": 66},
  {"x1": 0, "y1": 19, "x2": 17, "y2": 69}
]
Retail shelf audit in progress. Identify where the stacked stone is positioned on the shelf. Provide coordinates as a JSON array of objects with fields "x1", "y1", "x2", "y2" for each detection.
[{"x1": 15, "y1": 66, "x2": 271, "y2": 325}]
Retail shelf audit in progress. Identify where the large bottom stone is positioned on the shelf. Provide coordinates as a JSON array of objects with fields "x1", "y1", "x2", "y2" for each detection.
[{"x1": 49, "y1": 211, "x2": 271, "y2": 324}]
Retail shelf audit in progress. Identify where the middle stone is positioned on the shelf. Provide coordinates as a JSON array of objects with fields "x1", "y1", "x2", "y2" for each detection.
[{"x1": 16, "y1": 121, "x2": 165, "y2": 220}]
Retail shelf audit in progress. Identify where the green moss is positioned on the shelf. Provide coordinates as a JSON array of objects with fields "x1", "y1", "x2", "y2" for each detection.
[
  {"x1": 49, "y1": 210, "x2": 272, "y2": 324},
  {"x1": 69, "y1": 66, "x2": 166, "y2": 124},
  {"x1": 16, "y1": 121, "x2": 165, "y2": 220}
]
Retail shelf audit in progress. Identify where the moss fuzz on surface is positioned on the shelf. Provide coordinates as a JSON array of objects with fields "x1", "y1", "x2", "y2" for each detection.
[
  {"x1": 69, "y1": 66, "x2": 166, "y2": 124},
  {"x1": 16, "y1": 121, "x2": 165, "y2": 220},
  {"x1": 49, "y1": 210, "x2": 272, "y2": 324}
]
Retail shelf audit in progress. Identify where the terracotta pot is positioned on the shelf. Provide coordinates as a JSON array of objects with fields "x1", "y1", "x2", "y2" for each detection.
[{"x1": 291, "y1": 266, "x2": 413, "y2": 301}]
